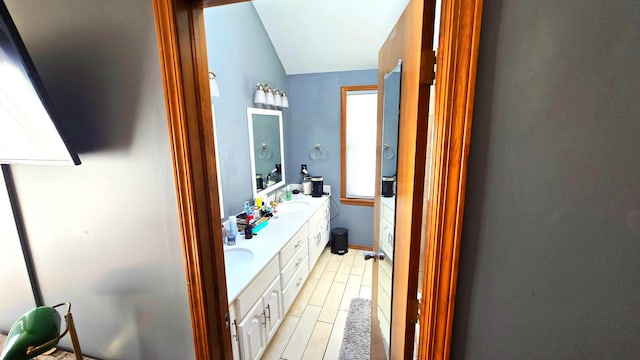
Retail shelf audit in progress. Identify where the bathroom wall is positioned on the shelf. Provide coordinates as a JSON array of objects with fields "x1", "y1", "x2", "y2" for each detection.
[
  {"x1": 3, "y1": 1, "x2": 194, "y2": 359},
  {"x1": 286, "y1": 70, "x2": 378, "y2": 247},
  {"x1": 204, "y1": 3, "x2": 287, "y2": 218},
  {"x1": 453, "y1": 0, "x2": 640, "y2": 358}
]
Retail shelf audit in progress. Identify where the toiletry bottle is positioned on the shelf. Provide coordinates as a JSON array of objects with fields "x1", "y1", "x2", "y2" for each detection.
[
  {"x1": 244, "y1": 223, "x2": 253, "y2": 239},
  {"x1": 227, "y1": 215, "x2": 238, "y2": 246},
  {"x1": 285, "y1": 185, "x2": 292, "y2": 201}
]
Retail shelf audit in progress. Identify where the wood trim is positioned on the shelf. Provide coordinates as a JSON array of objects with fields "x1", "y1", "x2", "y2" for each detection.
[
  {"x1": 152, "y1": 1, "x2": 231, "y2": 359},
  {"x1": 347, "y1": 244, "x2": 374, "y2": 251},
  {"x1": 340, "y1": 197, "x2": 374, "y2": 207},
  {"x1": 418, "y1": 0, "x2": 484, "y2": 359},
  {"x1": 195, "y1": 0, "x2": 250, "y2": 8},
  {"x1": 340, "y1": 84, "x2": 378, "y2": 207}
]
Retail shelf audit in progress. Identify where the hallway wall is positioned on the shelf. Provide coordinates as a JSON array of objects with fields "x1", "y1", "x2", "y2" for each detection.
[
  {"x1": 3, "y1": 1, "x2": 194, "y2": 358},
  {"x1": 453, "y1": 1, "x2": 640, "y2": 359}
]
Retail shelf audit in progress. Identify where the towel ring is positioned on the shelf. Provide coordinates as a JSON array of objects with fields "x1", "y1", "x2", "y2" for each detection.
[
  {"x1": 383, "y1": 144, "x2": 395, "y2": 159},
  {"x1": 309, "y1": 144, "x2": 326, "y2": 160},
  {"x1": 257, "y1": 143, "x2": 272, "y2": 159}
]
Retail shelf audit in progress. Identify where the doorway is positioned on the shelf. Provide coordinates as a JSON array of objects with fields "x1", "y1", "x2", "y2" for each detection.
[{"x1": 150, "y1": 0, "x2": 483, "y2": 358}]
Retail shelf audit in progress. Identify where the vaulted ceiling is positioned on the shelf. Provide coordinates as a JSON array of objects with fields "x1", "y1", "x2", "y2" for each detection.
[{"x1": 252, "y1": 0, "x2": 410, "y2": 74}]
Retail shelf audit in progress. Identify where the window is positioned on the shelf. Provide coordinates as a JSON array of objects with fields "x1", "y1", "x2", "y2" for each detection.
[{"x1": 340, "y1": 85, "x2": 378, "y2": 206}]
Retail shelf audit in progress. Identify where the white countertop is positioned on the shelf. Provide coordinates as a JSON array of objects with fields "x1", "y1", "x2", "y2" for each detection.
[{"x1": 224, "y1": 193, "x2": 330, "y2": 304}]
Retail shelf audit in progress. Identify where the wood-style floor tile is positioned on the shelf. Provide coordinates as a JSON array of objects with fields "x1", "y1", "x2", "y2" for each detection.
[
  {"x1": 262, "y1": 315, "x2": 300, "y2": 360},
  {"x1": 289, "y1": 277, "x2": 319, "y2": 317},
  {"x1": 301, "y1": 322, "x2": 333, "y2": 359},
  {"x1": 323, "y1": 310, "x2": 348, "y2": 359},
  {"x1": 281, "y1": 305, "x2": 322, "y2": 360},
  {"x1": 339, "y1": 274, "x2": 363, "y2": 311},
  {"x1": 334, "y1": 254, "x2": 356, "y2": 283},
  {"x1": 317, "y1": 281, "x2": 347, "y2": 323}
]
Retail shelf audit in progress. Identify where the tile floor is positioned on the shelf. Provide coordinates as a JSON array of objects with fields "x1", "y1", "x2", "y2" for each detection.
[{"x1": 263, "y1": 247, "x2": 373, "y2": 360}]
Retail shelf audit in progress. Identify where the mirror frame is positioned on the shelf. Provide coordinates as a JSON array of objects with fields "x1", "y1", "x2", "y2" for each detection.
[{"x1": 247, "y1": 107, "x2": 286, "y2": 200}]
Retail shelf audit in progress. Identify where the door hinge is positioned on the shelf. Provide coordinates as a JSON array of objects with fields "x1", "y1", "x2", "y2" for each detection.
[
  {"x1": 420, "y1": 49, "x2": 437, "y2": 85},
  {"x1": 416, "y1": 298, "x2": 421, "y2": 324}
]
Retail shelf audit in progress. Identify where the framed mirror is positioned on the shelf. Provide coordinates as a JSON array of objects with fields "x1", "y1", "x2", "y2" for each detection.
[
  {"x1": 247, "y1": 107, "x2": 286, "y2": 200},
  {"x1": 378, "y1": 59, "x2": 402, "y2": 357}
]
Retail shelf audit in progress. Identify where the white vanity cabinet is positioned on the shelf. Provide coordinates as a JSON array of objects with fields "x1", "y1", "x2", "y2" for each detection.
[
  {"x1": 236, "y1": 277, "x2": 282, "y2": 360},
  {"x1": 308, "y1": 200, "x2": 330, "y2": 269},
  {"x1": 226, "y1": 195, "x2": 331, "y2": 359},
  {"x1": 380, "y1": 198, "x2": 395, "y2": 261},
  {"x1": 232, "y1": 257, "x2": 282, "y2": 360}
]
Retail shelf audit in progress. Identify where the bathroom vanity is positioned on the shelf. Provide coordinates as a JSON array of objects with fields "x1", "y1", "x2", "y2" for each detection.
[{"x1": 224, "y1": 193, "x2": 330, "y2": 360}]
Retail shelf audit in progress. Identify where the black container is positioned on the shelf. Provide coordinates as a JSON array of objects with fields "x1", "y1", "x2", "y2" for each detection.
[
  {"x1": 331, "y1": 227, "x2": 348, "y2": 255},
  {"x1": 311, "y1": 176, "x2": 324, "y2": 197},
  {"x1": 382, "y1": 176, "x2": 396, "y2": 197}
]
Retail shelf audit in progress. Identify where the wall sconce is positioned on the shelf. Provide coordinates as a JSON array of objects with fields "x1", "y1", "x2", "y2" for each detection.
[
  {"x1": 209, "y1": 71, "x2": 220, "y2": 98},
  {"x1": 254, "y1": 83, "x2": 289, "y2": 108}
]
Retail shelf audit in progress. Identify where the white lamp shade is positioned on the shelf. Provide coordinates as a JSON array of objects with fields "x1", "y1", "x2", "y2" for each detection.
[
  {"x1": 274, "y1": 91, "x2": 282, "y2": 107},
  {"x1": 265, "y1": 90, "x2": 275, "y2": 105},
  {"x1": 209, "y1": 73, "x2": 220, "y2": 97},
  {"x1": 254, "y1": 88, "x2": 266, "y2": 104},
  {"x1": 281, "y1": 93, "x2": 289, "y2": 108}
]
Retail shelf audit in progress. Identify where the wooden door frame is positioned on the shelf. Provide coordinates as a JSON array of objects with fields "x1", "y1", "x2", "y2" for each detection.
[
  {"x1": 419, "y1": 0, "x2": 484, "y2": 359},
  {"x1": 150, "y1": 0, "x2": 482, "y2": 358}
]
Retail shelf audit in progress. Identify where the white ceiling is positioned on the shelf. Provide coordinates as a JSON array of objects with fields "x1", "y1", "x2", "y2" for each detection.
[{"x1": 252, "y1": 0, "x2": 410, "y2": 75}]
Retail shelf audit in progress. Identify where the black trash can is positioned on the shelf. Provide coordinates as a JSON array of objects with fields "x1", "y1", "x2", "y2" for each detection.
[{"x1": 331, "y1": 227, "x2": 348, "y2": 255}]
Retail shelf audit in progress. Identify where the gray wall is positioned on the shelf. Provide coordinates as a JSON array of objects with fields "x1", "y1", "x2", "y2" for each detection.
[
  {"x1": 286, "y1": 70, "x2": 377, "y2": 246},
  {"x1": 453, "y1": 1, "x2": 640, "y2": 359},
  {"x1": 4, "y1": 1, "x2": 194, "y2": 359},
  {"x1": 204, "y1": 3, "x2": 287, "y2": 218},
  {"x1": 0, "y1": 171, "x2": 35, "y2": 330}
]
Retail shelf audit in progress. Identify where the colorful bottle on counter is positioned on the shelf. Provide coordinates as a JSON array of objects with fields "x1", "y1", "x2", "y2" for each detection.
[{"x1": 285, "y1": 185, "x2": 292, "y2": 201}]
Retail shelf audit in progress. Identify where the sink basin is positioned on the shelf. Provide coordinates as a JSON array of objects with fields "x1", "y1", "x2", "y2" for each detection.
[
  {"x1": 224, "y1": 248, "x2": 254, "y2": 268},
  {"x1": 276, "y1": 201, "x2": 310, "y2": 213}
]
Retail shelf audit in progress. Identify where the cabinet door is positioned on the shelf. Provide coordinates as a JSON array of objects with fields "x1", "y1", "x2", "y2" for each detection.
[
  {"x1": 237, "y1": 300, "x2": 267, "y2": 360},
  {"x1": 262, "y1": 277, "x2": 283, "y2": 342}
]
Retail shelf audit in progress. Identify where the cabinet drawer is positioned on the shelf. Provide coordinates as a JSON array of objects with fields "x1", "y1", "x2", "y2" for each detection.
[
  {"x1": 279, "y1": 224, "x2": 308, "y2": 269},
  {"x1": 280, "y1": 241, "x2": 308, "y2": 288},
  {"x1": 308, "y1": 201, "x2": 329, "y2": 230},
  {"x1": 236, "y1": 256, "x2": 279, "y2": 320},
  {"x1": 281, "y1": 257, "x2": 309, "y2": 314}
]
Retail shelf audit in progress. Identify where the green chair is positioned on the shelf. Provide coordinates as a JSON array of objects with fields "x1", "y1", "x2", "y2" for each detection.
[{"x1": 0, "y1": 303, "x2": 82, "y2": 360}]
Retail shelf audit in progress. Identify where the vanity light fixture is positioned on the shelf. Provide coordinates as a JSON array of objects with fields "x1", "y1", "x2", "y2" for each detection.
[
  {"x1": 254, "y1": 83, "x2": 266, "y2": 104},
  {"x1": 265, "y1": 86, "x2": 275, "y2": 105},
  {"x1": 254, "y1": 83, "x2": 289, "y2": 108},
  {"x1": 209, "y1": 71, "x2": 220, "y2": 98},
  {"x1": 274, "y1": 89, "x2": 283, "y2": 107}
]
